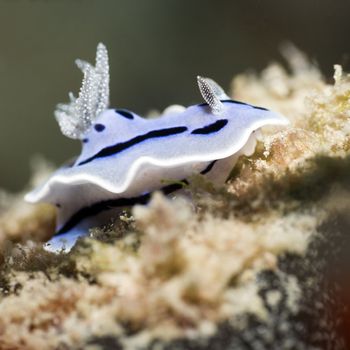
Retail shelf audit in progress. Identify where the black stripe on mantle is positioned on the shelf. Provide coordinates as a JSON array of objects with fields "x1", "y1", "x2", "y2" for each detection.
[
  {"x1": 55, "y1": 180, "x2": 189, "y2": 236},
  {"x1": 78, "y1": 126, "x2": 188, "y2": 166},
  {"x1": 197, "y1": 99, "x2": 268, "y2": 111},
  {"x1": 191, "y1": 119, "x2": 228, "y2": 135},
  {"x1": 56, "y1": 158, "x2": 221, "y2": 236}
]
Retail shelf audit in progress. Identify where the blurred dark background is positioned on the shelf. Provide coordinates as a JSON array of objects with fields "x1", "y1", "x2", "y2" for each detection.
[{"x1": 0, "y1": 0, "x2": 349, "y2": 191}]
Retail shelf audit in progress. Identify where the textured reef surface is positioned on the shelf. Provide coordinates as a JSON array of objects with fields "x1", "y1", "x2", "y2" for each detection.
[{"x1": 0, "y1": 48, "x2": 350, "y2": 349}]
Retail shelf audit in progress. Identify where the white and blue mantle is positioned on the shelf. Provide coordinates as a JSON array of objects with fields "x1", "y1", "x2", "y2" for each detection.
[{"x1": 25, "y1": 44, "x2": 289, "y2": 252}]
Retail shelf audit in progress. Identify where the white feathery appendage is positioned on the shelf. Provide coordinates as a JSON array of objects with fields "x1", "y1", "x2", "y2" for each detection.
[
  {"x1": 55, "y1": 43, "x2": 110, "y2": 139},
  {"x1": 95, "y1": 43, "x2": 110, "y2": 117},
  {"x1": 75, "y1": 59, "x2": 94, "y2": 74},
  {"x1": 204, "y1": 78, "x2": 229, "y2": 100},
  {"x1": 197, "y1": 76, "x2": 224, "y2": 115}
]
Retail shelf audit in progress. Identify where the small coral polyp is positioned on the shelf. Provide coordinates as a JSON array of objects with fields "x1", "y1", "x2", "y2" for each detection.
[{"x1": 25, "y1": 43, "x2": 289, "y2": 252}]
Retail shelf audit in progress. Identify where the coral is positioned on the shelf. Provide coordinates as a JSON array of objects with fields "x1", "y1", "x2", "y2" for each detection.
[
  {"x1": 0, "y1": 47, "x2": 350, "y2": 349},
  {"x1": 0, "y1": 158, "x2": 56, "y2": 255}
]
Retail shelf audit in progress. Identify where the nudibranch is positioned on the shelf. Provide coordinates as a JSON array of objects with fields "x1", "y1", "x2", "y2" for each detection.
[{"x1": 25, "y1": 43, "x2": 289, "y2": 252}]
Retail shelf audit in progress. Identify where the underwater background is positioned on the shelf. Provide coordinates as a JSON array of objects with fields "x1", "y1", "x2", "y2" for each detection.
[{"x1": 0, "y1": 0, "x2": 349, "y2": 191}]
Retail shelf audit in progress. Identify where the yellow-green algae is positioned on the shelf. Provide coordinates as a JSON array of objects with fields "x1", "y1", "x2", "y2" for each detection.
[{"x1": 0, "y1": 48, "x2": 349, "y2": 350}]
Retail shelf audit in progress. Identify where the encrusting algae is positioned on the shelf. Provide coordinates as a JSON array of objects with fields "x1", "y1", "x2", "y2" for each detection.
[{"x1": 0, "y1": 46, "x2": 350, "y2": 349}]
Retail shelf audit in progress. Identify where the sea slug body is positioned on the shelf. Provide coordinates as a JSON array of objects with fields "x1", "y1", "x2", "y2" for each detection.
[{"x1": 25, "y1": 43, "x2": 289, "y2": 252}]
